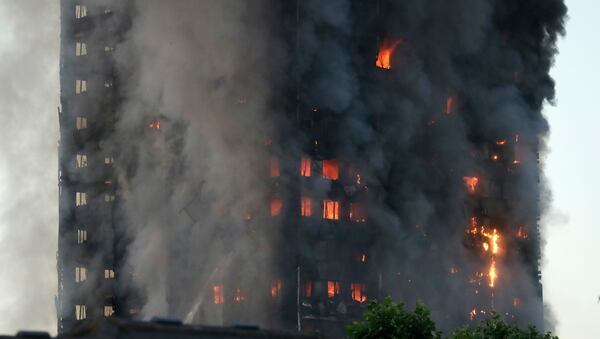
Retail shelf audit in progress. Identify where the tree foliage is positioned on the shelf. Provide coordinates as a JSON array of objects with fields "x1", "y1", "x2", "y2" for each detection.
[{"x1": 347, "y1": 297, "x2": 558, "y2": 339}]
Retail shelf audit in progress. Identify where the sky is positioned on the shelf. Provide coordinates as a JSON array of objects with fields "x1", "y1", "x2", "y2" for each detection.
[{"x1": 0, "y1": 0, "x2": 595, "y2": 337}]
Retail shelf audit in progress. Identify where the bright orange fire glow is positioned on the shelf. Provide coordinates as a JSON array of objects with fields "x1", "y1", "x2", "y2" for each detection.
[
  {"x1": 301, "y1": 156, "x2": 311, "y2": 177},
  {"x1": 271, "y1": 279, "x2": 282, "y2": 298},
  {"x1": 304, "y1": 280, "x2": 313, "y2": 297},
  {"x1": 148, "y1": 119, "x2": 161, "y2": 130},
  {"x1": 270, "y1": 158, "x2": 280, "y2": 177},
  {"x1": 323, "y1": 200, "x2": 340, "y2": 220},
  {"x1": 463, "y1": 176, "x2": 479, "y2": 193},
  {"x1": 445, "y1": 96, "x2": 454, "y2": 114},
  {"x1": 301, "y1": 196, "x2": 312, "y2": 217},
  {"x1": 322, "y1": 160, "x2": 339, "y2": 180},
  {"x1": 213, "y1": 285, "x2": 224, "y2": 305},
  {"x1": 469, "y1": 308, "x2": 477, "y2": 321},
  {"x1": 271, "y1": 197, "x2": 283, "y2": 217},
  {"x1": 491, "y1": 154, "x2": 499, "y2": 161},
  {"x1": 327, "y1": 281, "x2": 340, "y2": 298},
  {"x1": 489, "y1": 259, "x2": 497, "y2": 288},
  {"x1": 375, "y1": 38, "x2": 402, "y2": 69},
  {"x1": 496, "y1": 139, "x2": 507, "y2": 145},
  {"x1": 360, "y1": 254, "x2": 367, "y2": 263},
  {"x1": 351, "y1": 283, "x2": 367, "y2": 303}
]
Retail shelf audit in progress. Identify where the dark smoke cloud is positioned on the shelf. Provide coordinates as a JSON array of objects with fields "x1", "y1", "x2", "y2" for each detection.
[
  {"x1": 91, "y1": 0, "x2": 567, "y2": 333},
  {"x1": 0, "y1": 0, "x2": 59, "y2": 334}
]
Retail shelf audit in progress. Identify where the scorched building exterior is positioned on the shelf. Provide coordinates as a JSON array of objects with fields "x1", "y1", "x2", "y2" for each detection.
[{"x1": 57, "y1": 0, "x2": 566, "y2": 337}]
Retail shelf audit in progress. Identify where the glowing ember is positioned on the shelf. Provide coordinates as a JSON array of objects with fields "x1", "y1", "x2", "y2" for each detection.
[
  {"x1": 271, "y1": 279, "x2": 282, "y2": 298},
  {"x1": 271, "y1": 197, "x2": 283, "y2": 217},
  {"x1": 375, "y1": 38, "x2": 401, "y2": 69},
  {"x1": 213, "y1": 285, "x2": 224, "y2": 305},
  {"x1": 491, "y1": 154, "x2": 499, "y2": 161},
  {"x1": 463, "y1": 176, "x2": 479, "y2": 193},
  {"x1": 445, "y1": 96, "x2": 454, "y2": 114},
  {"x1": 516, "y1": 226, "x2": 529, "y2": 239},
  {"x1": 244, "y1": 212, "x2": 252, "y2": 221},
  {"x1": 469, "y1": 308, "x2": 477, "y2": 321},
  {"x1": 360, "y1": 254, "x2": 367, "y2": 263},
  {"x1": 148, "y1": 119, "x2": 161, "y2": 130}
]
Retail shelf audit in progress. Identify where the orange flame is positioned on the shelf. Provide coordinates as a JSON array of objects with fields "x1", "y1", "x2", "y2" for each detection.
[
  {"x1": 516, "y1": 226, "x2": 529, "y2": 239},
  {"x1": 351, "y1": 283, "x2": 367, "y2": 303},
  {"x1": 496, "y1": 139, "x2": 507, "y2": 145},
  {"x1": 445, "y1": 96, "x2": 454, "y2": 114},
  {"x1": 148, "y1": 119, "x2": 161, "y2": 130},
  {"x1": 327, "y1": 281, "x2": 340, "y2": 298},
  {"x1": 463, "y1": 176, "x2": 479, "y2": 193},
  {"x1": 376, "y1": 39, "x2": 402, "y2": 69},
  {"x1": 322, "y1": 159, "x2": 339, "y2": 180},
  {"x1": 489, "y1": 259, "x2": 497, "y2": 288},
  {"x1": 271, "y1": 279, "x2": 282, "y2": 298}
]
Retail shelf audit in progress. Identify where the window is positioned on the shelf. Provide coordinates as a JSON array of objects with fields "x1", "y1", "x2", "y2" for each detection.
[
  {"x1": 76, "y1": 154, "x2": 87, "y2": 168},
  {"x1": 76, "y1": 192, "x2": 87, "y2": 206},
  {"x1": 75, "y1": 5, "x2": 87, "y2": 19},
  {"x1": 270, "y1": 158, "x2": 280, "y2": 177},
  {"x1": 327, "y1": 281, "x2": 340, "y2": 298},
  {"x1": 233, "y1": 288, "x2": 245, "y2": 303},
  {"x1": 104, "y1": 81, "x2": 113, "y2": 88},
  {"x1": 300, "y1": 156, "x2": 311, "y2": 177},
  {"x1": 104, "y1": 193, "x2": 115, "y2": 203},
  {"x1": 104, "y1": 46, "x2": 114, "y2": 53},
  {"x1": 271, "y1": 279, "x2": 282, "y2": 298},
  {"x1": 300, "y1": 197, "x2": 312, "y2": 217},
  {"x1": 104, "y1": 269, "x2": 115, "y2": 279},
  {"x1": 322, "y1": 200, "x2": 339, "y2": 220},
  {"x1": 75, "y1": 305, "x2": 87, "y2": 320},
  {"x1": 103, "y1": 305, "x2": 114, "y2": 317},
  {"x1": 77, "y1": 229, "x2": 87, "y2": 244},
  {"x1": 349, "y1": 203, "x2": 367, "y2": 223},
  {"x1": 104, "y1": 156, "x2": 115, "y2": 165},
  {"x1": 75, "y1": 42, "x2": 87, "y2": 56},
  {"x1": 322, "y1": 160, "x2": 339, "y2": 180},
  {"x1": 351, "y1": 283, "x2": 367, "y2": 303},
  {"x1": 271, "y1": 196, "x2": 283, "y2": 217},
  {"x1": 213, "y1": 285, "x2": 224, "y2": 305},
  {"x1": 76, "y1": 117, "x2": 88, "y2": 130},
  {"x1": 75, "y1": 80, "x2": 87, "y2": 94},
  {"x1": 75, "y1": 266, "x2": 87, "y2": 283},
  {"x1": 304, "y1": 280, "x2": 313, "y2": 298}
]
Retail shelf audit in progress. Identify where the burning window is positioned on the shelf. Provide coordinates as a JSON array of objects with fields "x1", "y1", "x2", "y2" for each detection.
[
  {"x1": 270, "y1": 158, "x2": 280, "y2": 177},
  {"x1": 349, "y1": 203, "x2": 367, "y2": 223},
  {"x1": 75, "y1": 192, "x2": 87, "y2": 206},
  {"x1": 322, "y1": 200, "x2": 339, "y2": 220},
  {"x1": 75, "y1": 42, "x2": 87, "y2": 56},
  {"x1": 75, "y1": 80, "x2": 87, "y2": 94},
  {"x1": 75, "y1": 266, "x2": 87, "y2": 283},
  {"x1": 359, "y1": 253, "x2": 367, "y2": 263},
  {"x1": 350, "y1": 283, "x2": 367, "y2": 303},
  {"x1": 104, "y1": 193, "x2": 115, "y2": 203},
  {"x1": 304, "y1": 280, "x2": 313, "y2": 298},
  {"x1": 75, "y1": 305, "x2": 87, "y2": 320},
  {"x1": 327, "y1": 281, "x2": 340, "y2": 298},
  {"x1": 76, "y1": 117, "x2": 88, "y2": 130},
  {"x1": 213, "y1": 285, "x2": 224, "y2": 305},
  {"x1": 322, "y1": 160, "x2": 339, "y2": 180},
  {"x1": 104, "y1": 269, "x2": 115, "y2": 279},
  {"x1": 301, "y1": 156, "x2": 311, "y2": 177},
  {"x1": 76, "y1": 154, "x2": 88, "y2": 168},
  {"x1": 376, "y1": 38, "x2": 402, "y2": 69},
  {"x1": 103, "y1": 305, "x2": 114, "y2": 317},
  {"x1": 271, "y1": 196, "x2": 283, "y2": 217},
  {"x1": 301, "y1": 197, "x2": 312, "y2": 217},
  {"x1": 271, "y1": 279, "x2": 282, "y2": 298},
  {"x1": 77, "y1": 229, "x2": 87, "y2": 244},
  {"x1": 445, "y1": 96, "x2": 454, "y2": 114},
  {"x1": 75, "y1": 5, "x2": 87, "y2": 19},
  {"x1": 463, "y1": 176, "x2": 479, "y2": 194},
  {"x1": 233, "y1": 288, "x2": 245, "y2": 303}
]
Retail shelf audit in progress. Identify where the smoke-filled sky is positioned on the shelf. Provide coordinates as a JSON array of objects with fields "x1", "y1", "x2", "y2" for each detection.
[{"x1": 0, "y1": 0, "x2": 595, "y2": 338}]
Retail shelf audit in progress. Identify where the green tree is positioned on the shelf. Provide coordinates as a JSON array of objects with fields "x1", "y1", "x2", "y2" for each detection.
[
  {"x1": 449, "y1": 314, "x2": 558, "y2": 339},
  {"x1": 347, "y1": 297, "x2": 442, "y2": 339}
]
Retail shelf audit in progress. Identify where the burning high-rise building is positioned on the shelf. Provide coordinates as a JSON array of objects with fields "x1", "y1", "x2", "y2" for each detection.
[{"x1": 57, "y1": 0, "x2": 566, "y2": 337}]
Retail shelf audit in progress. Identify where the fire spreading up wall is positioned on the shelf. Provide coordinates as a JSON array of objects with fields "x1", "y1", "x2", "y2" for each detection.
[{"x1": 57, "y1": 0, "x2": 567, "y2": 337}]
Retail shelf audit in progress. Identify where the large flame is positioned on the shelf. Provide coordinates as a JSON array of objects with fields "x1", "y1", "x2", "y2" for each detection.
[
  {"x1": 376, "y1": 39, "x2": 401, "y2": 69},
  {"x1": 463, "y1": 176, "x2": 479, "y2": 193}
]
